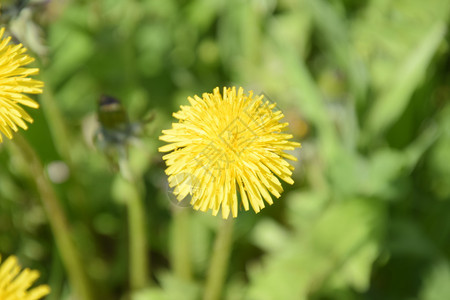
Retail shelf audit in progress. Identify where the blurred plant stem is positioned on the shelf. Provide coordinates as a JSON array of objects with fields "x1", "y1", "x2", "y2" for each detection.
[
  {"x1": 46, "y1": 246, "x2": 63, "y2": 300},
  {"x1": 171, "y1": 208, "x2": 192, "y2": 281},
  {"x1": 127, "y1": 184, "x2": 150, "y2": 290},
  {"x1": 119, "y1": 163, "x2": 151, "y2": 290},
  {"x1": 39, "y1": 71, "x2": 89, "y2": 215},
  {"x1": 12, "y1": 134, "x2": 94, "y2": 300},
  {"x1": 203, "y1": 218, "x2": 235, "y2": 300},
  {"x1": 39, "y1": 72, "x2": 74, "y2": 166}
]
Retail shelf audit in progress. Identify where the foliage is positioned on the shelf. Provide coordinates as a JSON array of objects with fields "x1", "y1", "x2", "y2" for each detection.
[{"x1": 0, "y1": 0, "x2": 449, "y2": 299}]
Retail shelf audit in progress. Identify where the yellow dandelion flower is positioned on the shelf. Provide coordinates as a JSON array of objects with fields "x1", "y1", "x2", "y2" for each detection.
[
  {"x1": 159, "y1": 87, "x2": 301, "y2": 218},
  {"x1": 0, "y1": 27, "x2": 43, "y2": 143},
  {"x1": 0, "y1": 255, "x2": 50, "y2": 300}
]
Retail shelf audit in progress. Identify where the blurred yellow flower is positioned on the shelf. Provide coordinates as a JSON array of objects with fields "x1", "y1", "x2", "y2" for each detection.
[
  {"x1": 0, "y1": 27, "x2": 43, "y2": 143},
  {"x1": 0, "y1": 255, "x2": 50, "y2": 300},
  {"x1": 160, "y1": 87, "x2": 301, "y2": 218}
]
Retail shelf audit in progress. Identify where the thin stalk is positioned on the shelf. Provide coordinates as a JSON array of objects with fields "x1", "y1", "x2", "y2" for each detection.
[
  {"x1": 12, "y1": 134, "x2": 94, "y2": 300},
  {"x1": 46, "y1": 246, "x2": 63, "y2": 300},
  {"x1": 171, "y1": 208, "x2": 192, "y2": 280},
  {"x1": 38, "y1": 73, "x2": 74, "y2": 166},
  {"x1": 126, "y1": 183, "x2": 150, "y2": 290},
  {"x1": 203, "y1": 218, "x2": 235, "y2": 300},
  {"x1": 38, "y1": 72, "x2": 89, "y2": 217},
  {"x1": 119, "y1": 160, "x2": 151, "y2": 290}
]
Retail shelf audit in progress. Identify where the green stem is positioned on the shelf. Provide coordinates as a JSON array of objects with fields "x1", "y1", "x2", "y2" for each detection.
[
  {"x1": 46, "y1": 245, "x2": 63, "y2": 300},
  {"x1": 12, "y1": 134, "x2": 94, "y2": 300},
  {"x1": 203, "y1": 218, "x2": 235, "y2": 300},
  {"x1": 39, "y1": 71, "x2": 89, "y2": 218},
  {"x1": 171, "y1": 208, "x2": 192, "y2": 280},
  {"x1": 39, "y1": 73, "x2": 74, "y2": 166},
  {"x1": 120, "y1": 172, "x2": 150, "y2": 290}
]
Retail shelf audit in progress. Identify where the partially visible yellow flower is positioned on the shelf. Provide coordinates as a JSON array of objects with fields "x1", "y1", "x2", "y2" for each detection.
[
  {"x1": 159, "y1": 87, "x2": 301, "y2": 218},
  {"x1": 0, "y1": 27, "x2": 43, "y2": 143},
  {"x1": 0, "y1": 255, "x2": 50, "y2": 300}
]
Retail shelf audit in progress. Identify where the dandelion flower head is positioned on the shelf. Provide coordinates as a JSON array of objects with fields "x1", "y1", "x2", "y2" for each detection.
[
  {"x1": 0, "y1": 27, "x2": 43, "y2": 143},
  {"x1": 0, "y1": 255, "x2": 50, "y2": 300},
  {"x1": 159, "y1": 87, "x2": 301, "y2": 218}
]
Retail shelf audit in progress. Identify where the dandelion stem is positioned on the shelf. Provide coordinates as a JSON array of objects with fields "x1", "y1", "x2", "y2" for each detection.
[
  {"x1": 39, "y1": 72, "x2": 90, "y2": 218},
  {"x1": 203, "y1": 218, "x2": 235, "y2": 300},
  {"x1": 171, "y1": 208, "x2": 192, "y2": 280},
  {"x1": 126, "y1": 182, "x2": 150, "y2": 290},
  {"x1": 39, "y1": 74, "x2": 74, "y2": 166},
  {"x1": 118, "y1": 163, "x2": 151, "y2": 290},
  {"x1": 12, "y1": 134, "x2": 94, "y2": 300}
]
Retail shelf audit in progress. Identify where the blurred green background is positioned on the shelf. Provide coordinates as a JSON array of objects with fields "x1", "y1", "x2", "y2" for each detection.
[{"x1": 1, "y1": 0, "x2": 450, "y2": 299}]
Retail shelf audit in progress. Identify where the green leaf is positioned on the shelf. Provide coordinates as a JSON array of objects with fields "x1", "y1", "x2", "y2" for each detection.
[
  {"x1": 157, "y1": 271, "x2": 201, "y2": 300},
  {"x1": 420, "y1": 261, "x2": 450, "y2": 300},
  {"x1": 247, "y1": 198, "x2": 384, "y2": 300},
  {"x1": 365, "y1": 22, "x2": 447, "y2": 137}
]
